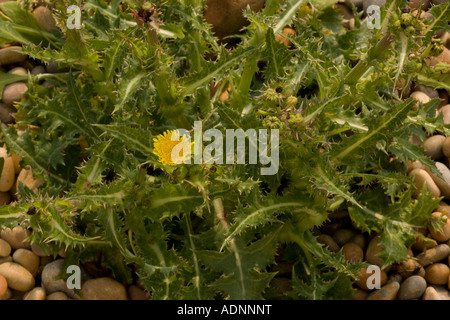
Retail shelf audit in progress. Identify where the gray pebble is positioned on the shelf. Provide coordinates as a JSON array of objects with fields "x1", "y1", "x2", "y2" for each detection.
[{"x1": 397, "y1": 275, "x2": 427, "y2": 300}]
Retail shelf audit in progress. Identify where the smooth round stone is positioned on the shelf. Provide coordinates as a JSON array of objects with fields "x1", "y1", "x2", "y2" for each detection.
[
  {"x1": 317, "y1": 234, "x2": 340, "y2": 253},
  {"x1": 417, "y1": 244, "x2": 450, "y2": 266},
  {"x1": 0, "y1": 226, "x2": 31, "y2": 250},
  {"x1": 2, "y1": 82, "x2": 28, "y2": 107},
  {"x1": 23, "y1": 287, "x2": 46, "y2": 300},
  {"x1": 408, "y1": 169, "x2": 441, "y2": 198},
  {"x1": 429, "y1": 212, "x2": 450, "y2": 242},
  {"x1": 81, "y1": 277, "x2": 127, "y2": 300},
  {"x1": 354, "y1": 267, "x2": 387, "y2": 291},
  {"x1": 332, "y1": 229, "x2": 356, "y2": 246},
  {"x1": 33, "y1": 6, "x2": 56, "y2": 32},
  {"x1": 366, "y1": 236, "x2": 385, "y2": 268},
  {"x1": 412, "y1": 235, "x2": 437, "y2": 251},
  {"x1": 414, "y1": 84, "x2": 438, "y2": 99},
  {"x1": 353, "y1": 288, "x2": 369, "y2": 300},
  {"x1": 8, "y1": 67, "x2": 27, "y2": 76},
  {"x1": 0, "y1": 103, "x2": 16, "y2": 124},
  {"x1": 425, "y1": 263, "x2": 450, "y2": 285},
  {"x1": 409, "y1": 0, "x2": 430, "y2": 10},
  {"x1": 388, "y1": 273, "x2": 403, "y2": 284},
  {"x1": 41, "y1": 259, "x2": 80, "y2": 299},
  {"x1": 366, "y1": 282, "x2": 400, "y2": 300},
  {"x1": 0, "y1": 147, "x2": 15, "y2": 193},
  {"x1": 429, "y1": 47, "x2": 450, "y2": 67},
  {"x1": 12, "y1": 249, "x2": 39, "y2": 277},
  {"x1": 0, "y1": 274, "x2": 6, "y2": 299},
  {"x1": 443, "y1": 136, "x2": 450, "y2": 158},
  {"x1": 342, "y1": 242, "x2": 364, "y2": 262},
  {"x1": 350, "y1": 234, "x2": 366, "y2": 250},
  {"x1": 439, "y1": 105, "x2": 450, "y2": 125},
  {"x1": 424, "y1": 135, "x2": 446, "y2": 160},
  {"x1": 397, "y1": 275, "x2": 427, "y2": 300},
  {"x1": 0, "y1": 46, "x2": 27, "y2": 66},
  {"x1": 0, "y1": 262, "x2": 35, "y2": 292},
  {"x1": 397, "y1": 259, "x2": 425, "y2": 279},
  {"x1": 31, "y1": 243, "x2": 51, "y2": 257},
  {"x1": 427, "y1": 162, "x2": 450, "y2": 199},
  {"x1": 410, "y1": 91, "x2": 431, "y2": 111},
  {"x1": 127, "y1": 285, "x2": 151, "y2": 300},
  {"x1": 423, "y1": 285, "x2": 450, "y2": 300},
  {"x1": 0, "y1": 239, "x2": 11, "y2": 257},
  {"x1": 409, "y1": 134, "x2": 423, "y2": 147},
  {"x1": 46, "y1": 291, "x2": 69, "y2": 300},
  {"x1": 31, "y1": 65, "x2": 45, "y2": 75}
]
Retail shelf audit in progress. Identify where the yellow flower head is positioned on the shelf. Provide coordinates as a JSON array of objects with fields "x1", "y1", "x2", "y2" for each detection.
[{"x1": 153, "y1": 130, "x2": 192, "y2": 165}]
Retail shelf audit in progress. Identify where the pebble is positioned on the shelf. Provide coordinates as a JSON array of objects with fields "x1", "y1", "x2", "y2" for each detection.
[
  {"x1": 412, "y1": 235, "x2": 437, "y2": 251},
  {"x1": 354, "y1": 267, "x2": 387, "y2": 291},
  {"x1": 33, "y1": 6, "x2": 57, "y2": 33},
  {"x1": 440, "y1": 105, "x2": 450, "y2": 125},
  {"x1": 12, "y1": 248, "x2": 40, "y2": 277},
  {"x1": 365, "y1": 236, "x2": 385, "y2": 268},
  {"x1": 443, "y1": 136, "x2": 450, "y2": 158},
  {"x1": 31, "y1": 65, "x2": 45, "y2": 75},
  {"x1": 366, "y1": 281, "x2": 400, "y2": 300},
  {"x1": 317, "y1": 234, "x2": 340, "y2": 253},
  {"x1": 81, "y1": 277, "x2": 127, "y2": 300},
  {"x1": 8, "y1": 67, "x2": 27, "y2": 76},
  {"x1": 2, "y1": 83, "x2": 28, "y2": 107},
  {"x1": 429, "y1": 47, "x2": 450, "y2": 67},
  {"x1": 350, "y1": 234, "x2": 366, "y2": 250},
  {"x1": 0, "y1": 147, "x2": 15, "y2": 192},
  {"x1": 0, "y1": 262, "x2": 35, "y2": 292},
  {"x1": 396, "y1": 259, "x2": 425, "y2": 278},
  {"x1": 46, "y1": 291, "x2": 70, "y2": 300},
  {"x1": 429, "y1": 212, "x2": 450, "y2": 242},
  {"x1": 353, "y1": 288, "x2": 369, "y2": 300},
  {"x1": 417, "y1": 244, "x2": 450, "y2": 266},
  {"x1": 13, "y1": 166, "x2": 44, "y2": 197},
  {"x1": 408, "y1": 168, "x2": 441, "y2": 198},
  {"x1": 0, "y1": 239, "x2": 11, "y2": 257},
  {"x1": 41, "y1": 259, "x2": 80, "y2": 299},
  {"x1": 342, "y1": 242, "x2": 364, "y2": 262},
  {"x1": 332, "y1": 229, "x2": 356, "y2": 246},
  {"x1": 427, "y1": 162, "x2": 450, "y2": 199},
  {"x1": 31, "y1": 243, "x2": 51, "y2": 257},
  {"x1": 0, "y1": 226, "x2": 31, "y2": 250},
  {"x1": 422, "y1": 285, "x2": 450, "y2": 300},
  {"x1": 397, "y1": 275, "x2": 427, "y2": 300},
  {"x1": 410, "y1": 91, "x2": 431, "y2": 111},
  {"x1": 413, "y1": 85, "x2": 438, "y2": 99},
  {"x1": 0, "y1": 46, "x2": 27, "y2": 66},
  {"x1": 127, "y1": 285, "x2": 151, "y2": 300},
  {"x1": 0, "y1": 274, "x2": 6, "y2": 299},
  {"x1": 23, "y1": 287, "x2": 46, "y2": 300},
  {"x1": 0, "y1": 103, "x2": 16, "y2": 124},
  {"x1": 425, "y1": 263, "x2": 450, "y2": 285},
  {"x1": 424, "y1": 135, "x2": 446, "y2": 160},
  {"x1": 408, "y1": 0, "x2": 430, "y2": 10}
]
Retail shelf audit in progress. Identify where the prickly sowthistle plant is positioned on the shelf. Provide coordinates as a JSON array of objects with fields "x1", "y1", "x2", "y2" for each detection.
[{"x1": 0, "y1": 0, "x2": 449, "y2": 299}]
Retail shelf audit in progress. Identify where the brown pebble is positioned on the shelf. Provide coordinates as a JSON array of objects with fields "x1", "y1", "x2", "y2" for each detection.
[
  {"x1": 366, "y1": 282, "x2": 400, "y2": 300},
  {"x1": 342, "y1": 242, "x2": 364, "y2": 262},
  {"x1": 127, "y1": 285, "x2": 151, "y2": 300},
  {"x1": 425, "y1": 263, "x2": 450, "y2": 285},
  {"x1": 429, "y1": 212, "x2": 450, "y2": 242},
  {"x1": 317, "y1": 234, "x2": 340, "y2": 253}
]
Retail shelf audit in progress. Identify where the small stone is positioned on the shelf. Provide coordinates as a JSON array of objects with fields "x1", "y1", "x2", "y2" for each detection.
[
  {"x1": 366, "y1": 282, "x2": 400, "y2": 300},
  {"x1": 349, "y1": 234, "x2": 366, "y2": 250},
  {"x1": 0, "y1": 239, "x2": 11, "y2": 257},
  {"x1": 408, "y1": 168, "x2": 441, "y2": 198},
  {"x1": 423, "y1": 285, "x2": 450, "y2": 300},
  {"x1": 443, "y1": 136, "x2": 450, "y2": 158},
  {"x1": 425, "y1": 263, "x2": 450, "y2": 285},
  {"x1": 0, "y1": 262, "x2": 35, "y2": 292},
  {"x1": 354, "y1": 267, "x2": 387, "y2": 291},
  {"x1": 424, "y1": 135, "x2": 446, "y2": 160},
  {"x1": 23, "y1": 287, "x2": 46, "y2": 300},
  {"x1": 427, "y1": 162, "x2": 450, "y2": 199},
  {"x1": 2, "y1": 83, "x2": 28, "y2": 107},
  {"x1": 408, "y1": 0, "x2": 430, "y2": 10},
  {"x1": 12, "y1": 249, "x2": 39, "y2": 277},
  {"x1": 388, "y1": 273, "x2": 403, "y2": 284},
  {"x1": 127, "y1": 285, "x2": 151, "y2": 300},
  {"x1": 397, "y1": 275, "x2": 427, "y2": 300},
  {"x1": 82, "y1": 277, "x2": 127, "y2": 300},
  {"x1": 332, "y1": 229, "x2": 356, "y2": 247},
  {"x1": 429, "y1": 47, "x2": 450, "y2": 67},
  {"x1": 0, "y1": 147, "x2": 15, "y2": 193},
  {"x1": 397, "y1": 259, "x2": 425, "y2": 279},
  {"x1": 0, "y1": 46, "x2": 27, "y2": 66},
  {"x1": 411, "y1": 91, "x2": 432, "y2": 108},
  {"x1": 342, "y1": 242, "x2": 364, "y2": 262},
  {"x1": 0, "y1": 226, "x2": 31, "y2": 250},
  {"x1": 317, "y1": 234, "x2": 340, "y2": 253},
  {"x1": 439, "y1": 105, "x2": 450, "y2": 125},
  {"x1": 414, "y1": 84, "x2": 439, "y2": 99},
  {"x1": 0, "y1": 103, "x2": 16, "y2": 124},
  {"x1": 33, "y1": 6, "x2": 56, "y2": 32},
  {"x1": 31, "y1": 65, "x2": 45, "y2": 75},
  {"x1": 41, "y1": 259, "x2": 80, "y2": 299},
  {"x1": 8, "y1": 67, "x2": 27, "y2": 76},
  {"x1": 31, "y1": 243, "x2": 51, "y2": 257},
  {"x1": 429, "y1": 212, "x2": 450, "y2": 242},
  {"x1": 417, "y1": 244, "x2": 450, "y2": 266},
  {"x1": 11, "y1": 154, "x2": 21, "y2": 175},
  {"x1": 412, "y1": 235, "x2": 437, "y2": 252},
  {"x1": 0, "y1": 274, "x2": 6, "y2": 299},
  {"x1": 13, "y1": 166, "x2": 44, "y2": 199},
  {"x1": 353, "y1": 288, "x2": 369, "y2": 300},
  {"x1": 46, "y1": 291, "x2": 69, "y2": 300},
  {"x1": 366, "y1": 236, "x2": 385, "y2": 268}
]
